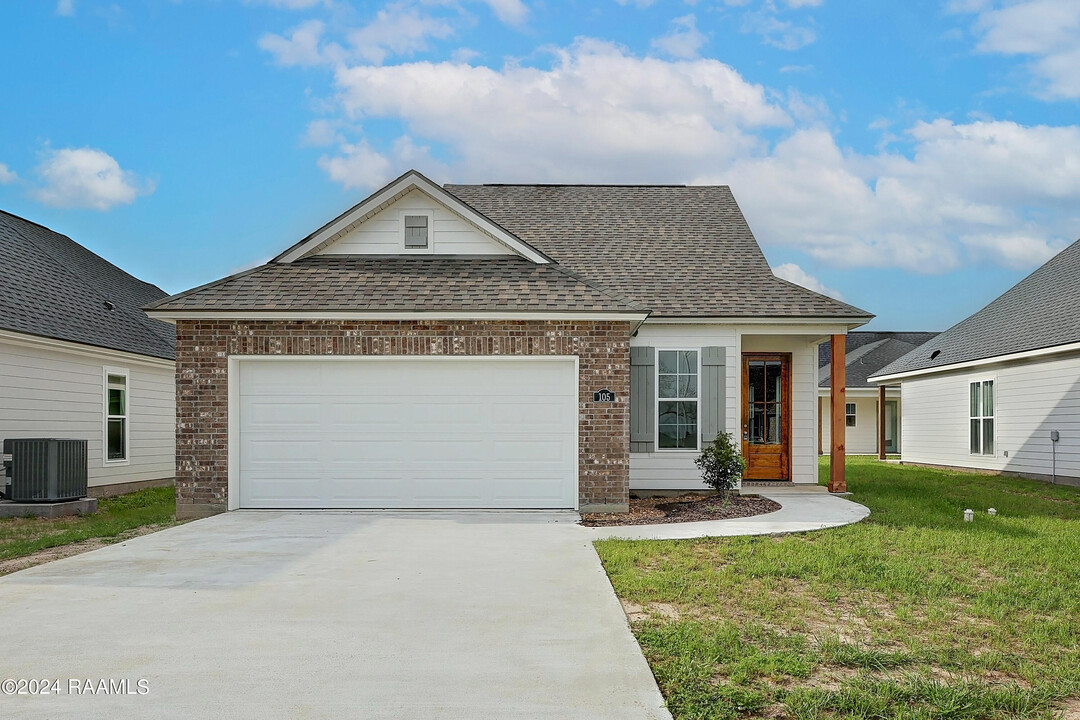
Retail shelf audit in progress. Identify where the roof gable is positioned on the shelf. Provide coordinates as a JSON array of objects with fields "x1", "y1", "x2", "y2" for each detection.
[
  {"x1": 873, "y1": 237, "x2": 1080, "y2": 378},
  {"x1": 275, "y1": 170, "x2": 550, "y2": 264},
  {"x1": 0, "y1": 210, "x2": 175, "y2": 360}
]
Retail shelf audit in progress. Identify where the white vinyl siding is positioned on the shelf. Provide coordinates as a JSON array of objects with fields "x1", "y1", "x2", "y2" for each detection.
[
  {"x1": 630, "y1": 325, "x2": 824, "y2": 489},
  {"x1": 820, "y1": 393, "x2": 900, "y2": 455},
  {"x1": 900, "y1": 351, "x2": 1080, "y2": 480},
  {"x1": 0, "y1": 335, "x2": 175, "y2": 489},
  {"x1": 317, "y1": 189, "x2": 516, "y2": 257}
]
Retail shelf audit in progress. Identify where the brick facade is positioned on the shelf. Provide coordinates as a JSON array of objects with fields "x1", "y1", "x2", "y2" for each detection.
[{"x1": 174, "y1": 319, "x2": 633, "y2": 519}]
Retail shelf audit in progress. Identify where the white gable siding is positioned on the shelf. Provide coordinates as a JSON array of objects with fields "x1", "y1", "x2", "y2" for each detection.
[
  {"x1": 900, "y1": 350, "x2": 1080, "y2": 481},
  {"x1": 0, "y1": 336, "x2": 175, "y2": 489},
  {"x1": 317, "y1": 189, "x2": 515, "y2": 257}
]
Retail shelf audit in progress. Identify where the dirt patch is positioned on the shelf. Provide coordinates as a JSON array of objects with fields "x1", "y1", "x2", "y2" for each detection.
[
  {"x1": 581, "y1": 493, "x2": 781, "y2": 527},
  {"x1": 621, "y1": 600, "x2": 682, "y2": 623},
  {"x1": 0, "y1": 524, "x2": 171, "y2": 576},
  {"x1": 1059, "y1": 697, "x2": 1080, "y2": 720}
]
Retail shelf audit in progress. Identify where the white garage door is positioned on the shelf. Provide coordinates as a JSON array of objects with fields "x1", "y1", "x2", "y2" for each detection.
[{"x1": 236, "y1": 358, "x2": 578, "y2": 509}]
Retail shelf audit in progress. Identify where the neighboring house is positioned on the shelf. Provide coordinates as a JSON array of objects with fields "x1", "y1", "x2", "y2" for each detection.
[
  {"x1": 818, "y1": 332, "x2": 937, "y2": 455},
  {"x1": 145, "y1": 170, "x2": 872, "y2": 519},
  {"x1": 871, "y1": 238, "x2": 1080, "y2": 485},
  {"x1": 0, "y1": 210, "x2": 176, "y2": 496}
]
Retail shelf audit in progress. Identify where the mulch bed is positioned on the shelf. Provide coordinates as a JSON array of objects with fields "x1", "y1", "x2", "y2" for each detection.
[{"x1": 579, "y1": 492, "x2": 782, "y2": 527}]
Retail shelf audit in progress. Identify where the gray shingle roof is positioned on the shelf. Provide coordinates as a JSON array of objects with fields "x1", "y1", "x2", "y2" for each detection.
[
  {"x1": 446, "y1": 184, "x2": 871, "y2": 318},
  {"x1": 0, "y1": 210, "x2": 175, "y2": 360},
  {"x1": 145, "y1": 256, "x2": 646, "y2": 313},
  {"x1": 819, "y1": 335, "x2": 937, "y2": 389},
  {"x1": 873, "y1": 237, "x2": 1080, "y2": 378},
  {"x1": 818, "y1": 331, "x2": 939, "y2": 368}
]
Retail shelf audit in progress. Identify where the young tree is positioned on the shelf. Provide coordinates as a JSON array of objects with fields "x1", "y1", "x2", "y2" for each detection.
[{"x1": 695, "y1": 431, "x2": 746, "y2": 492}]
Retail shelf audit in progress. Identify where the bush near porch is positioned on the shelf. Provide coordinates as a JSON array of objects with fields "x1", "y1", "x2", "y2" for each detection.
[{"x1": 595, "y1": 457, "x2": 1080, "y2": 720}]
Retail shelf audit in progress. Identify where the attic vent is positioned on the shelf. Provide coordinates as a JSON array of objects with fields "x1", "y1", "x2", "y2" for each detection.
[
  {"x1": 930, "y1": 350, "x2": 941, "y2": 360},
  {"x1": 103, "y1": 300, "x2": 116, "y2": 311},
  {"x1": 404, "y1": 215, "x2": 429, "y2": 249}
]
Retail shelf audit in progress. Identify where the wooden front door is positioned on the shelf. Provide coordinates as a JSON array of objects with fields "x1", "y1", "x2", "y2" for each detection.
[{"x1": 742, "y1": 354, "x2": 792, "y2": 481}]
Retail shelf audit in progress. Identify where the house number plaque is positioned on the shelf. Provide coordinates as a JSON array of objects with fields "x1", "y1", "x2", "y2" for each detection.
[{"x1": 593, "y1": 389, "x2": 616, "y2": 402}]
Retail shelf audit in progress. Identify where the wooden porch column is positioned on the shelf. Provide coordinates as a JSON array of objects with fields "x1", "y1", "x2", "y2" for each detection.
[
  {"x1": 877, "y1": 384, "x2": 887, "y2": 460},
  {"x1": 817, "y1": 396, "x2": 823, "y2": 455},
  {"x1": 829, "y1": 334, "x2": 847, "y2": 492}
]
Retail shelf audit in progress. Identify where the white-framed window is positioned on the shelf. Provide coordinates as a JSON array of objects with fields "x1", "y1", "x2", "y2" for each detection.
[
  {"x1": 969, "y1": 379, "x2": 994, "y2": 455},
  {"x1": 657, "y1": 349, "x2": 699, "y2": 450},
  {"x1": 401, "y1": 210, "x2": 433, "y2": 253},
  {"x1": 103, "y1": 367, "x2": 130, "y2": 464},
  {"x1": 846, "y1": 402, "x2": 857, "y2": 427}
]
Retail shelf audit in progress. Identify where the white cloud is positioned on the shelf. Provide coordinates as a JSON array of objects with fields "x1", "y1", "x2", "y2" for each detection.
[
  {"x1": 741, "y1": 11, "x2": 816, "y2": 50},
  {"x1": 317, "y1": 140, "x2": 392, "y2": 190},
  {"x1": 244, "y1": 0, "x2": 327, "y2": 8},
  {"x1": 651, "y1": 14, "x2": 707, "y2": 59},
  {"x1": 32, "y1": 147, "x2": 153, "y2": 211},
  {"x1": 480, "y1": 0, "x2": 528, "y2": 26},
  {"x1": 0, "y1": 163, "x2": 17, "y2": 184},
  {"x1": 330, "y1": 39, "x2": 789, "y2": 183},
  {"x1": 55, "y1": 0, "x2": 75, "y2": 17},
  {"x1": 773, "y1": 263, "x2": 844, "y2": 300},
  {"x1": 347, "y1": 5, "x2": 454, "y2": 64},
  {"x1": 259, "y1": 19, "x2": 330, "y2": 67},
  {"x1": 957, "y1": 0, "x2": 1080, "y2": 98},
  {"x1": 277, "y1": 36, "x2": 1080, "y2": 274},
  {"x1": 260, "y1": 5, "x2": 455, "y2": 67}
]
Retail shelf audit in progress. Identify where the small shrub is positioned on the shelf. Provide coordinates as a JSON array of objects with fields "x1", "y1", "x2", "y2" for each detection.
[{"x1": 696, "y1": 431, "x2": 747, "y2": 492}]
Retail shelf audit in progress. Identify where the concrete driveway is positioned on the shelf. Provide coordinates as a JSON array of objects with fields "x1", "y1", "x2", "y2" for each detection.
[{"x1": 0, "y1": 511, "x2": 670, "y2": 719}]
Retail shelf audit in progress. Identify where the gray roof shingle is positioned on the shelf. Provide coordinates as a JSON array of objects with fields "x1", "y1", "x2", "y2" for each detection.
[
  {"x1": 446, "y1": 184, "x2": 871, "y2": 318},
  {"x1": 145, "y1": 256, "x2": 646, "y2": 313},
  {"x1": 873, "y1": 237, "x2": 1080, "y2": 377},
  {"x1": 0, "y1": 210, "x2": 175, "y2": 360},
  {"x1": 819, "y1": 335, "x2": 937, "y2": 389},
  {"x1": 818, "y1": 331, "x2": 939, "y2": 369}
]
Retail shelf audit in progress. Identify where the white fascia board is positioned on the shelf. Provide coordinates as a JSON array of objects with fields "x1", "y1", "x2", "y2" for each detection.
[
  {"x1": 0, "y1": 328, "x2": 174, "y2": 369},
  {"x1": 146, "y1": 310, "x2": 650, "y2": 323},
  {"x1": 277, "y1": 171, "x2": 550, "y2": 265},
  {"x1": 645, "y1": 316, "x2": 869, "y2": 331},
  {"x1": 869, "y1": 340, "x2": 1080, "y2": 383}
]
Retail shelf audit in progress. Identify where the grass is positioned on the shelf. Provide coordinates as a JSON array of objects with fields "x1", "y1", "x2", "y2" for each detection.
[
  {"x1": 595, "y1": 457, "x2": 1080, "y2": 719},
  {"x1": 0, "y1": 486, "x2": 177, "y2": 563}
]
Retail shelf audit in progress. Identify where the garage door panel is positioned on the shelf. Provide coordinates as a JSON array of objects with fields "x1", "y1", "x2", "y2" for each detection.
[{"x1": 237, "y1": 359, "x2": 577, "y2": 509}]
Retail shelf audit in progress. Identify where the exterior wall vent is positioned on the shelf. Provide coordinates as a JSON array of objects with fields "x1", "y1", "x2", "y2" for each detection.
[{"x1": 2, "y1": 439, "x2": 88, "y2": 502}]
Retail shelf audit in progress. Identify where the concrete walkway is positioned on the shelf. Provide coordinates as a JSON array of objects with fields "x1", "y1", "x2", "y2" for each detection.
[
  {"x1": 0, "y1": 511, "x2": 670, "y2": 720},
  {"x1": 588, "y1": 489, "x2": 870, "y2": 541}
]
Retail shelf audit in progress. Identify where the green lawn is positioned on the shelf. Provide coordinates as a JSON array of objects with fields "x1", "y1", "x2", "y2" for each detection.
[
  {"x1": 595, "y1": 457, "x2": 1080, "y2": 720},
  {"x1": 0, "y1": 486, "x2": 177, "y2": 564}
]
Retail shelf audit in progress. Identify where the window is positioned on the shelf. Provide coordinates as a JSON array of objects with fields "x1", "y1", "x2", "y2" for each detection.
[
  {"x1": 657, "y1": 350, "x2": 698, "y2": 449},
  {"x1": 403, "y1": 215, "x2": 429, "y2": 249},
  {"x1": 747, "y1": 359, "x2": 783, "y2": 445},
  {"x1": 969, "y1": 380, "x2": 994, "y2": 455},
  {"x1": 846, "y1": 403, "x2": 857, "y2": 427},
  {"x1": 104, "y1": 369, "x2": 128, "y2": 463}
]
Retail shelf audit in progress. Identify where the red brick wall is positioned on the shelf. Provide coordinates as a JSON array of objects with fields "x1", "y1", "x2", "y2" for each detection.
[{"x1": 174, "y1": 319, "x2": 633, "y2": 519}]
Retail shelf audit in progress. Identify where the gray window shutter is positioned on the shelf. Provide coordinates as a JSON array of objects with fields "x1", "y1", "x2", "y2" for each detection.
[
  {"x1": 630, "y1": 346, "x2": 655, "y2": 453},
  {"x1": 701, "y1": 346, "x2": 727, "y2": 444}
]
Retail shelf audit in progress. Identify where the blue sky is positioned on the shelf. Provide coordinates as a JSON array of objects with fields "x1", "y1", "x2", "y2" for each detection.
[{"x1": 1, "y1": 0, "x2": 1078, "y2": 330}]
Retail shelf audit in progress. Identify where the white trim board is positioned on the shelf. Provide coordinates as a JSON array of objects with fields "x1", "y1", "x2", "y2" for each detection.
[
  {"x1": 275, "y1": 170, "x2": 550, "y2": 265},
  {"x1": 0, "y1": 329, "x2": 174, "y2": 369},
  {"x1": 870, "y1": 340, "x2": 1080, "y2": 383},
  {"x1": 148, "y1": 310, "x2": 649, "y2": 323}
]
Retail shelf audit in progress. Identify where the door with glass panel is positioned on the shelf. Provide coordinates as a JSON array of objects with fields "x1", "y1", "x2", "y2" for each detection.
[{"x1": 741, "y1": 354, "x2": 791, "y2": 481}]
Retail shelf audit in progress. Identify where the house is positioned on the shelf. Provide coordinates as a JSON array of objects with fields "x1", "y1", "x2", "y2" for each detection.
[
  {"x1": 145, "y1": 170, "x2": 872, "y2": 519},
  {"x1": 871, "y1": 237, "x2": 1080, "y2": 485},
  {"x1": 818, "y1": 332, "x2": 937, "y2": 455},
  {"x1": 0, "y1": 210, "x2": 176, "y2": 496}
]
